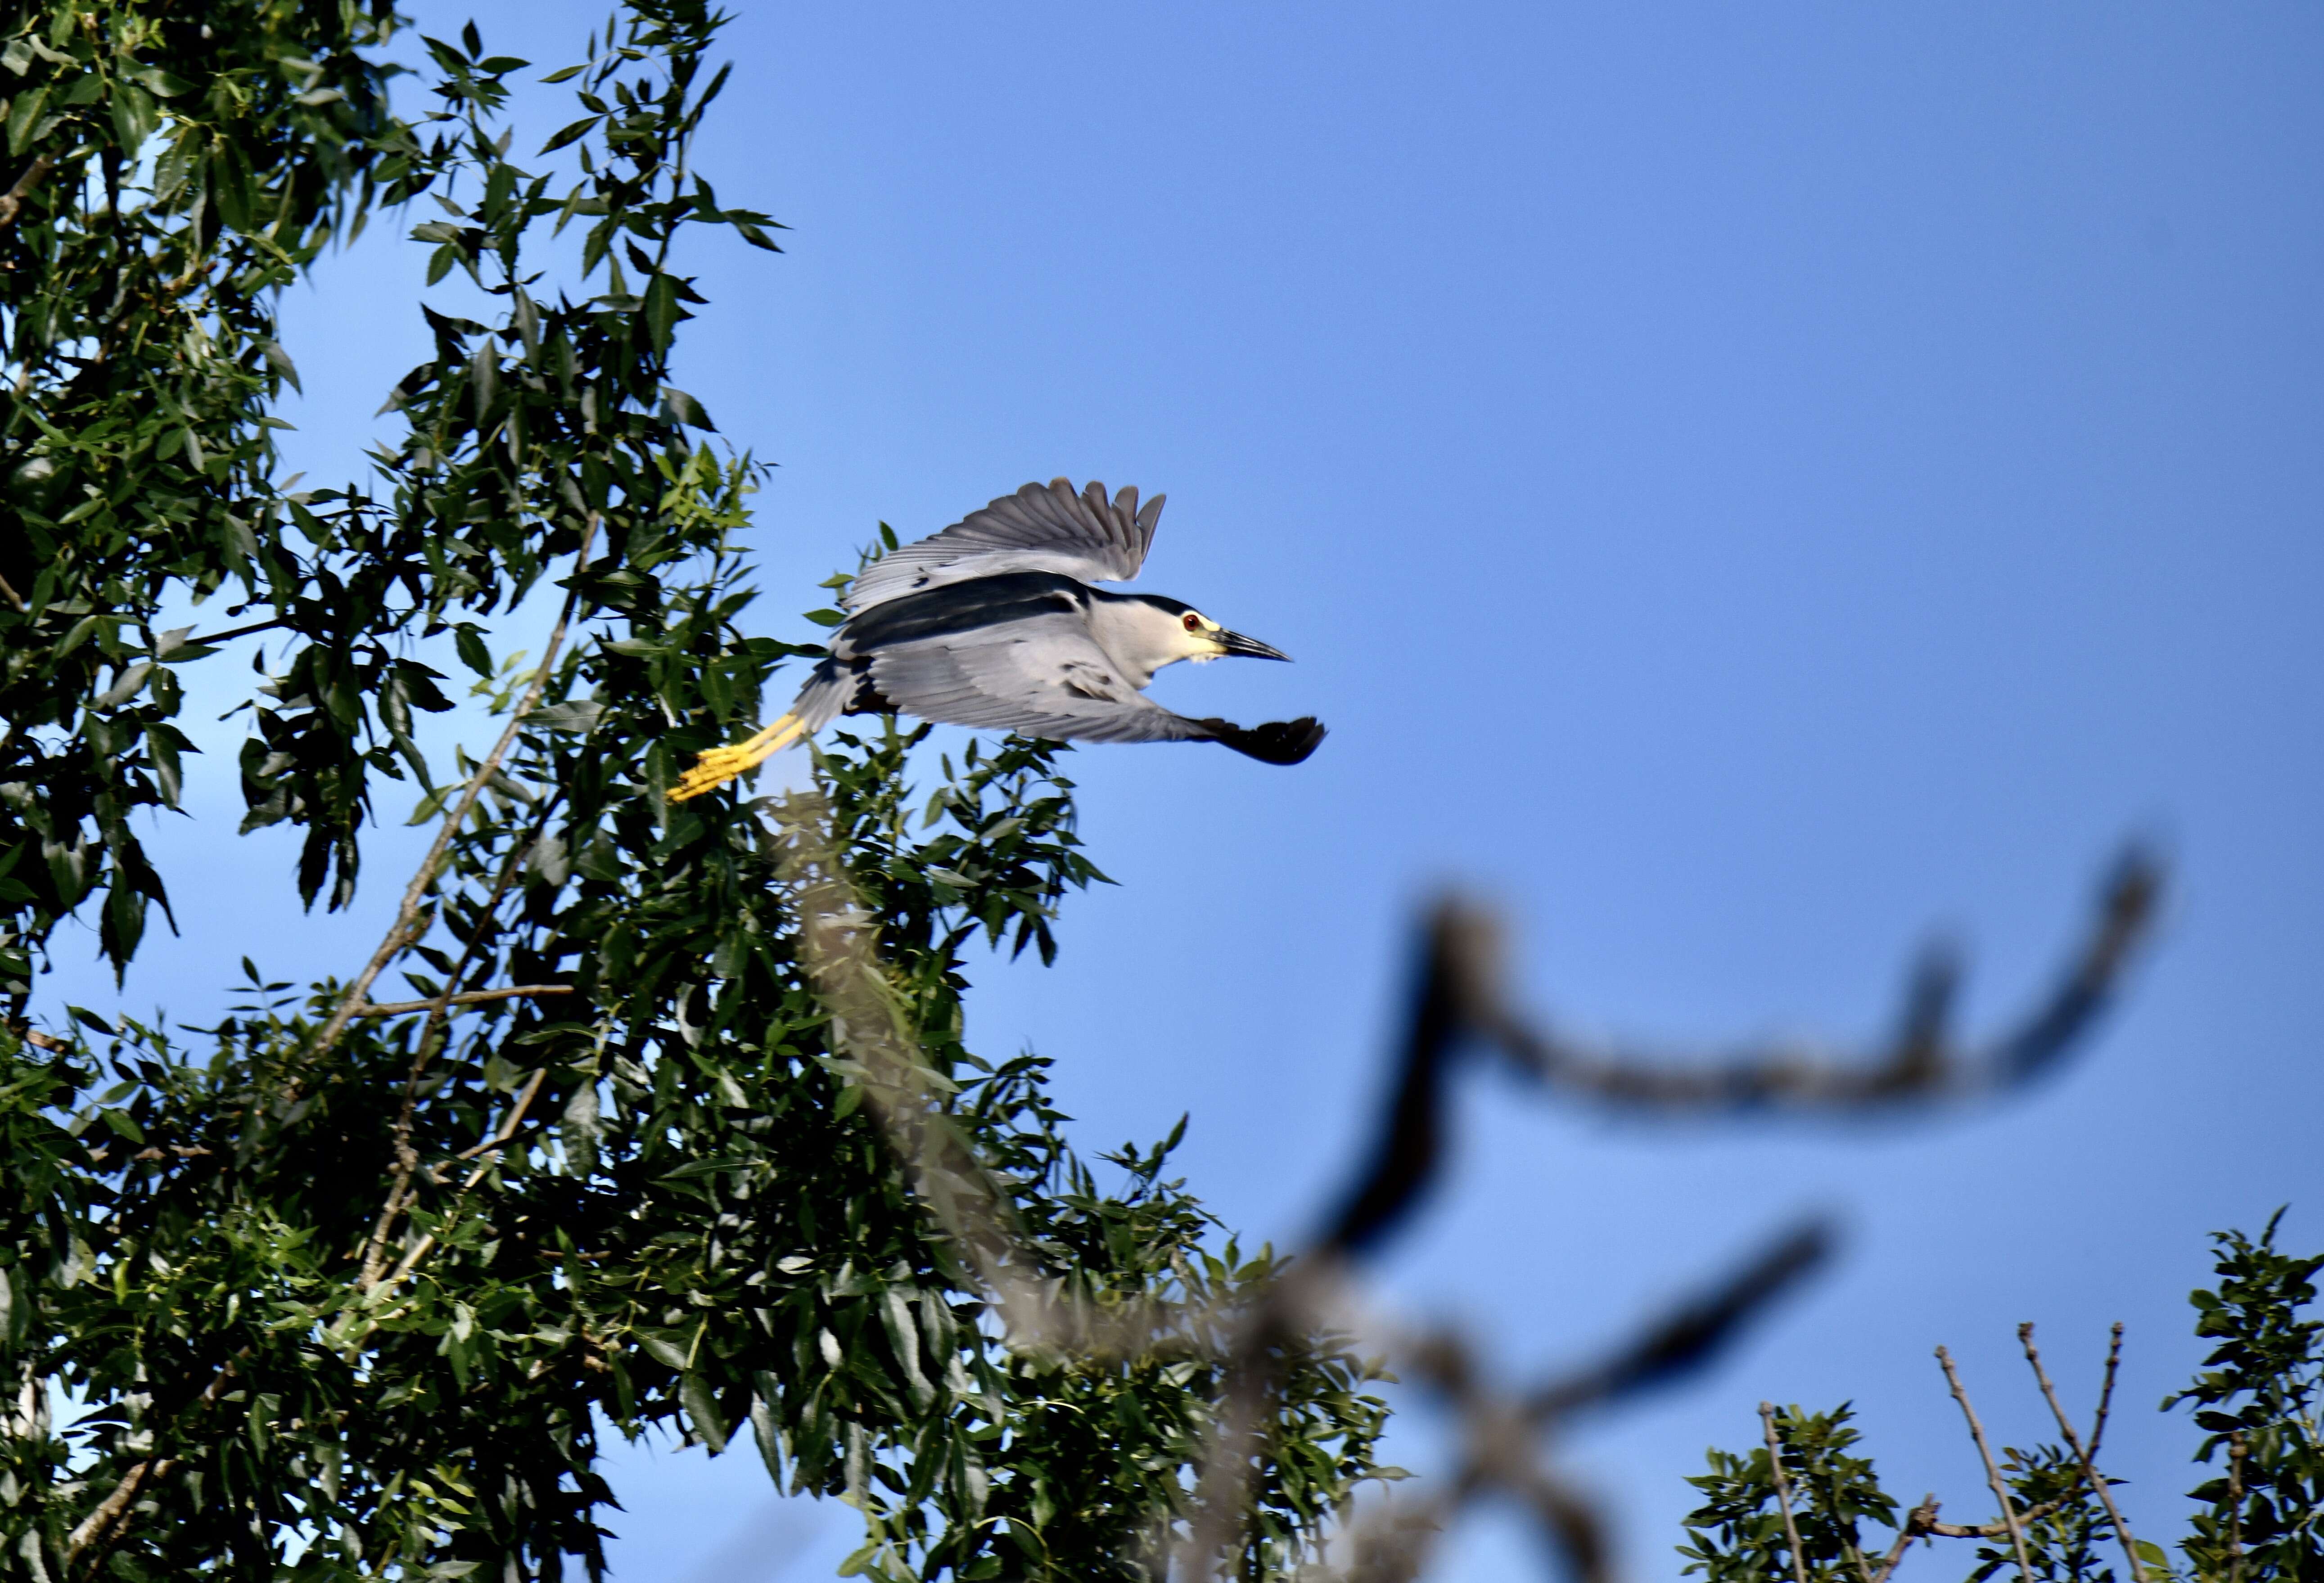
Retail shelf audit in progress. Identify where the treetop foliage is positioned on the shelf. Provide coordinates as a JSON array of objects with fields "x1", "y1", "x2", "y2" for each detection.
[
  {"x1": 1680, "y1": 1217, "x2": 2324, "y2": 1583},
  {"x1": 0, "y1": 2, "x2": 1391, "y2": 1577}
]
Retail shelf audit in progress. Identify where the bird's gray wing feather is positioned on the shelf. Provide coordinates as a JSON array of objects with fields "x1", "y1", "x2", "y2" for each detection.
[
  {"x1": 843, "y1": 478, "x2": 1164, "y2": 611},
  {"x1": 865, "y1": 611, "x2": 1211, "y2": 744}
]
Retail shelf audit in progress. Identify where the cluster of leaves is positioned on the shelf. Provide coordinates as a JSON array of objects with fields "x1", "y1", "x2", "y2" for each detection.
[
  {"x1": 1680, "y1": 1405, "x2": 1899, "y2": 1583},
  {"x1": 0, "y1": 2, "x2": 1392, "y2": 1579},
  {"x1": 2168, "y1": 1216, "x2": 2324, "y2": 1581},
  {"x1": 1677, "y1": 1216, "x2": 2323, "y2": 1583},
  {"x1": 0, "y1": 0, "x2": 420, "y2": 979}
]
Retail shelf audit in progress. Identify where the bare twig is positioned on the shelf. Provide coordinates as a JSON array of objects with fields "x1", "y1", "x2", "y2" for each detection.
[
  {"x1": 447, "y1": 1067, "x2": 548, "y2": 1164},
  {"x1": 66, "y1": 1457, "x2": 175, "y2": 1570},
  {"x1": 304, "y1": 514, "x2": 597, "y2": 1075},
  {"x1": 382, "y1": 1066, "x2": 550, "y2": 1289},
  {"x1": 1936, "y1": 1346, "x2": 2035, "y2": 1583},
  {"x1": 2089, "y1": 1321, "x2": 2124, "y2": 1460},
  {"x1": 2019, "y1": 1322, "x2": 2146, "y2": 1583},
  {"x1": 0, "y1": 153, "x2": 55, "y2": 231},
  {"x1": 1869, "y1": 1497, "x2": 1941, "y2": 1583},
  {"x1": 359, "y1": 806, "x2": 555, "y2": 1285},
  {"x1": 1920, "y1": 1500, "x2": 2076, "y2": 1541},
  {"x1": 0, "y1": 571, "x2": 23, "y2": 613},
  {"x1": 68, "y1": 1354, "x2": 239, "y2": 1570},
  {"x1": 764, "y1": 802, "x2": 2159, "y2": 1583},
  {"x1": 178, "y1": 616, "x2": 285, "y2": 648},
  {"x1": 1760, "y1": 1403, "x2": 1816, "y2": 1583},
  {"x1": 349, "y1": 985, "x2": 573, "y2": 1017}
]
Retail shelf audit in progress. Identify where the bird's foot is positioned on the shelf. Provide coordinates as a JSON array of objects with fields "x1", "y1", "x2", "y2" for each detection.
[{"x1": 667, "y1": 714, "x2": 808, "y2": 802}]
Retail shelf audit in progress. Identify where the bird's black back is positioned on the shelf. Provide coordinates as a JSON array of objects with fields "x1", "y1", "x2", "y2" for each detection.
[{"x1": 838, "y1": 570, "x2": 1091, "y2": 652}]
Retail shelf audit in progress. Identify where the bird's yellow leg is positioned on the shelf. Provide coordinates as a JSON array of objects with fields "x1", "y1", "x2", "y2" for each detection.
[{"x1": 668, "y1": 713, "x2": 808, "y2": 802}]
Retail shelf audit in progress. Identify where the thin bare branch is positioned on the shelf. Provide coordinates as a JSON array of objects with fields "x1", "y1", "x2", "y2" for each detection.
[
  {"x1": 1869, "y1": 1497, "x2": 1941, "y2": 1583},
  {"x1": 2090, "y1": 1321, "x2": 2124, "y2": 1461},
  {"x1": 178, "y1": 616, "x2": 285, "y2": 648},
  {"x1": 305, "y1": 514, "x2": 597, "y2": 1074},
  {"x1": 1920, "y1": 1499, "x2": 2076, "y2": 1541},
  {"x1": 0, "y1": 153, "x2": 54, "y2": 231},
  {"x1": 2019, "y1": 1322, "x2": 2146, "y2": 1583},
  {"x1": 66, "y1": 1456, "x2": 174, "y2": 1572},
  {"x1": 68, "y1": 1354, "x2": 239, "y2": 1569},
  {"x1": 349, "y1": 985, "x2": 574, "y2": 1017},
  {"x1": 383, "y1": 1066, "x2": 551, "y2": 1289},
  {"x1": 1936, "y1": 1346, "x2": 2035, "y2": 1583},
  {"x1": 0, "y1": 571, "x2": 23, "y2": 613},
  {"x1": 360, "y1": 816, "x2": 548, "y2": 1286},
  {"x1": 1760, "y1": 1404, "x2": 1815, "y2": 1583}
]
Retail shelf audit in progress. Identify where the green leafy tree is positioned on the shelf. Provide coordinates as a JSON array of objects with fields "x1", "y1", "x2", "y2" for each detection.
[
  {"x1": 1677, "y1": 1217, "x2": 2324, "y2": 1583},
  {"x1": 0, "y1": 2, "x2": 1391, "y2": 1577}
]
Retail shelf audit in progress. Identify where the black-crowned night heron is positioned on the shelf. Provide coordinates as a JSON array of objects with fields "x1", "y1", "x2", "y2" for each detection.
[{"x1": 669, "y1": 479, "x2": 1325, "y2": 801}]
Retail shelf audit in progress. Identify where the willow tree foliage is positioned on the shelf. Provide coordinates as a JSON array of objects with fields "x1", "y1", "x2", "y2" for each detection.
[{"x1": 0, "y1": 3, "x2": 1391, "y2": 1577}]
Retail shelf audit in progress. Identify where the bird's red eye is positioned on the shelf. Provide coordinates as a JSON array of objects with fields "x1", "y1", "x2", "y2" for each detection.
[{"x1": 1182, "y1": 613, "x2": 1201, "y2": 632}]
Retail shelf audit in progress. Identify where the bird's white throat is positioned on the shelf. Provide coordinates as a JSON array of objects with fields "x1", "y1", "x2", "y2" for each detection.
[{"x1": 1083, "y1": 595, "x2": 1215, "y2": 689}]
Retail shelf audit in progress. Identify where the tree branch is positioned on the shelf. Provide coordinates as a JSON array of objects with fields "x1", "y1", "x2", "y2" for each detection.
[
  {"x1": 358, "y1": 828, "x2": 547, "y2": 1287},
  {"x1": 1760, "y1": 1403, "x2": 1816, "y2": 1583},
  {"x1": 1936, "y1": 1345, "x2": 2035, "y2": 1583},
  {"x1": 382, "y1": 1065, "x2": 551, "y2": 1288},
  {"x1": 1453, "y1": 848, "x2": 2158, "y2": 1118},
  {"x1": 2019, "y1": 1322, "x2": 2146, "y2": 1583},
  {"x1": 1869, "y1": 1497, "x2": 1942, "y2": 1583},
  {"x1": 1527, "y1": 1220, "x2": 1832, "y2": 1425},
  {"x1": 0, "y1": 153, "x2": 54, "y2": 231},
  {"x1": 304, "y1": 514, "x2": 597, "y2": 1075},
  {"x1": 2089, "y1": 1321, "x2": 2123, "y2": 1461},
  {"x1": 348, "y1": 984, "x2": 574, "y2": 1017}
]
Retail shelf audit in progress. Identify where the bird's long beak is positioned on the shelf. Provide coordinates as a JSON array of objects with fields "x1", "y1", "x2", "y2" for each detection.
[{"x1": 1214, "y1": 628, "x2": 1291, "y2": 662}]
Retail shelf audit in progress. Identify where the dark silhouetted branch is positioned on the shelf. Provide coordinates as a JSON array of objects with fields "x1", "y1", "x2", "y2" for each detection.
[
  {"x1": 1312, "y1": 851, "x2": 2157, "y2": 1269},
  {"x1": 1452, "y1": 847, "x2": 2157, "y2": 1118},
  {"x1": 1528, "y1": 1220, "x2": 1833, "y2": 1424},
  {"x1": 765, "y1": 799, "x2": 2162, "y2": 1583}
]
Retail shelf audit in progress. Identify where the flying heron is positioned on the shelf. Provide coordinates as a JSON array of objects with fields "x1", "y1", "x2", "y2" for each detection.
[{"x1": 668, "y1": 478, "x2": 1326, "y2": 801}]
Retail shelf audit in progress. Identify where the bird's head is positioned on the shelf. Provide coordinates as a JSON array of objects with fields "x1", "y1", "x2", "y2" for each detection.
[
  {"x1": 1133, "y1": 595, "x2": 1291, "y2": 666},
  {"x1": 1089, "y1": 591, "x2": 1292, "y2": 687}
]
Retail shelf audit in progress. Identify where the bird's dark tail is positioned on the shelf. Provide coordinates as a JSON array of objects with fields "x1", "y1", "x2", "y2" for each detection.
[{"x1": 1196, "y1": 716, "x2": 1327, "y2": 766}]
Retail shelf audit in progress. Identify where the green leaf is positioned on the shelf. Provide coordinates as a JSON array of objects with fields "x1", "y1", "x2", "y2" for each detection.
[
  {"x1": 126, "y1": 67, "x2": 194, "y2": 97},
  {"x1": 681, "y1": 1373, "x2": 730, "y2": 1454},
  {"x1": 560, "y1": 1081, "x2": 600, "y2": 1176},
  {"x1": 7, "y1": 86, "x2": 49, "y2": 157},
  {"x1": 537, "y1": 115, "x2": 600, "y2": 155},
  {"x1": 659, "y1": 385, "x2": 713, "y2": 430}
]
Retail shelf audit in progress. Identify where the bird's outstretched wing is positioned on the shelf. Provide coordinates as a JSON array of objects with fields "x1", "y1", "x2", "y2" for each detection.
[{"x1": 843, "y1": 478, "x2": 1163, "y2": 612}]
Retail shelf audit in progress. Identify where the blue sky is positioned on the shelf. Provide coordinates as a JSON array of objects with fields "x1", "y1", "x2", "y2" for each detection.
[{"x1": 40, "y1": 3, "x2": 2324, "y2": 1578}]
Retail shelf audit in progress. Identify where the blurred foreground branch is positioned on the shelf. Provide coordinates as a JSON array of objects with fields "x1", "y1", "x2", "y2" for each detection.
[{"x1": 771, "y1": 776, "x2": 2160, "y2": 1581}]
